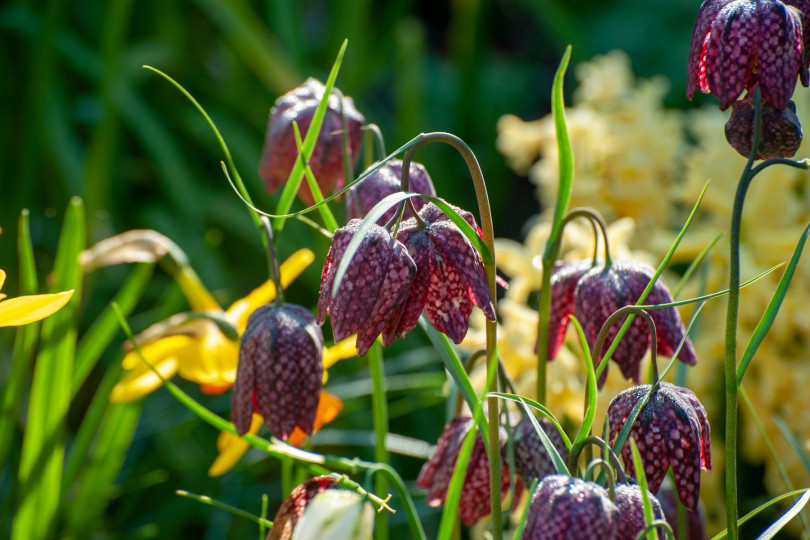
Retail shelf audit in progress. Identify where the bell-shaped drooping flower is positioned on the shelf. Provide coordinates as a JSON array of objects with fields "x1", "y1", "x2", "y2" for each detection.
[
  {"x1": 614, "y1": 482, "x2": 667, "y2": 540},
  {"x1": 522, "y1": 475, "x2": 619, "y2": 539},
  {"x1": 725, "y1": 93, "x2": 803, "y2": 159},
  {"x1": 687, "y1": 0, "x2": 805, "y2": 110},
  {"x1": 657, "y1": 477, "x2": 707, "y2": 540},
  {"x1": 574, "y1": 261, "x2": 698, "y2": 388},
  {"x1": 268, "y1": 476, "x2": 340, "y2": 540},
  {"x1": 231, "y1": 303, "x2": 324, "y2": 441},
  {"x1": 417, "y1": 416, "x2": 518, "y2": 527},
  {"x1": 607, "y1": 382, "x2": 712, "y2": 511},
  {"x1": 290, "y1": 489, "x2": 375, "y2": 540},
  {"x1": 383, "y1": 203, "x2": 495, "y2": 345},
  {"x1": 259, "y1": 78, "x2": 365, "y2": 205},
  {"x1": 512, "y1": 415, "x2": 569, "y2": 487},
  {"x1": 546, "y1": 259, "x2": 596, "y2": 360},
  {"x1": 345, "y1": 159, "x2": 437, "y2": 223},
  {"x1": 317, "y1": 220, "x2": 416, "y2": 356}
]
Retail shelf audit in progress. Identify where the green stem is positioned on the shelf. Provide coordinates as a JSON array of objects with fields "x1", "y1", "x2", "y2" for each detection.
[
  {"x1": 398, "y1": 132, "x2": 501, "y2": 536},
  {"x1": 724, "y1": 86, "x2": 762, "y2": 540},
  {"x1": 367, "y1": 342, "x2": 389, "y2": 540},
  {"x1": 260, "y1": 216, "x2": 284, "y2": 306},
  {"x1": 176, "y1": 490, "x2": 273, "y2": 529}
]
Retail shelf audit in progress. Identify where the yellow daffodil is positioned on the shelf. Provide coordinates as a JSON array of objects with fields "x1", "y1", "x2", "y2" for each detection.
[
  {"x1": 0, "y1": 269, "x2": 74, "y2": 327},
  {"x1": 111, "y1": 249, "x2": 315, "y2": 402},
  {"x1": 208, "y1": 336, "x2": 357, "y2": 477}
]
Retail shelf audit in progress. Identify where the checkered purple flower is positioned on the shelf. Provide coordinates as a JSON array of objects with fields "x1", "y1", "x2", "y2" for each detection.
[
  {"x1": 317, "y1": 220, "x2": 416, "y2": 356},
  {"x1": 383, "y1": 203, "x2": 495, "y2": 345},
  {"x1": 546, "y1": 259, "x2": 596, "y2": 360},
  {"x1": 725, "y1": 93, "x2": 803, "y2": 159},
  {"x1": 687, "y1": 0, "x2": 806, "y2": 110},
  {"x1": 512, "y1": 415, "x2": 569, "y2": 487},
  {"x1": 522, "y1": 475, "x2": 619, "y2": 539},
  {"x1": 232, "y1": 303, "x2": 324, "y2": 441},
  {"x1": 614, "y1": 483, "x2": 667, "y2": 540},
  {"x1": 607, "y1": 382, "x2": 712, "y2": 511},
  {"x1": 345, "y1": 159, "x2": 437, "y2": 223},
  {"x1": 267, "y1": 476, "x2": 340, "y2": 540}
]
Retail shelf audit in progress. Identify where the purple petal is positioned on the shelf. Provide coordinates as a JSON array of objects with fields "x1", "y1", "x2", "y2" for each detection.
[
  {"x1": 756, "y1": 0, "x2": 803, "y2": 110},
  {"x1": 706, "y1": 1, "x2": 758, "y2": 110}
]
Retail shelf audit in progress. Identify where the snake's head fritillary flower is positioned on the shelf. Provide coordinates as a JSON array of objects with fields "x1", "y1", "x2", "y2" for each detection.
[
  {"x1": 231, "y1": 303, "x2": 324, "y2": 441},
  {"x1": 614, "y1": 483, "x2": 667, "y2": 540},
  {"x1": 687, "y1": 0, "x2": 805, "y2": 110},
  {"x1": 607, "y1": 382, "x2": 712, "y2": 511},
  {"x1": 574, "y1": 261, "x2": 698, "y2": 388},
  {"x1": 317, "y1": 220, "x2": 416, "y2": 356},
  {"x1": 267, "y1": 476, "x2": 340, "y2": 540},
  {"x1": 417, "y1": 416, "x2": 518, "y2": 527},
  {"x1": 546, "y1": 259, "x2": 595, "y2": 360},
  {"x1": 522, "y1": 475, "x2": 619, "y2": 540},
  {"x1": 259, "y1": 78, "x2": 365, "y2": 205},
  {"x1": 657, "y1": 477, "x2": 707, "y2": 540},
  {"x1": 725, "y1": 93, "x2": 803, "y2": 159},
  {"x1": 512, "y1": 415, "x2": 569, "y2": 487},
  {"x1": 345, "y1": 159, "x2": 437, "y2": 223},
  {"x1": 383, "y1": 203, "x2": 495, "y2": 345},
  {"x1": 290, "y1": 489, "x2": 374, "y2": 540}
]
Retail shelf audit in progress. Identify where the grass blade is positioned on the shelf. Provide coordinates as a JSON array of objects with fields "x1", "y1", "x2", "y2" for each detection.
[
  {"x1": 569, "y1": 316, "x2": 597, "y2": 448},
  {"x1": 292, "y1": 120, "x2": 340, "y2": 233},
  {"x1": 710, "y1": 489, "x2": 810, "y2": 539},
  {"x1": 437, "y1": 410, "x2": 480, "y2": 540}
]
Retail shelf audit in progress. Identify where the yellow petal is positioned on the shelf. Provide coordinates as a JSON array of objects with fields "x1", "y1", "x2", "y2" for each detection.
[
  {"x1": 0, "y1": 269, "x2": 5, "y2": 292},
  {"x1": 110, "y1": 356, "x2": 179, "y2": 403},
  {"x1": 121, "y1": 335, "x2": 198, "y2": 370},
  {"x1": 208, "y1": 413, "x2": 263, "y2": 477},
  {"x1": 0, "y1": 290, "x2": 74, "y2": 327},
  {"x1": 175, "y1": 266, "x2": 220, "y2": 311},
  {"x1": 227, "y1": 248, "x2": 315, "y2": 329},
  {"x1": 176, "y1": 331, "x2": 238, "y2": 386},
  {"x1": 323, "y1": 335, "x2": 358, "y2": 369}
]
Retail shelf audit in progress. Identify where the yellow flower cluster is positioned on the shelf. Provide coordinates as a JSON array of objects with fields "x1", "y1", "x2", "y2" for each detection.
[{"x1": 490, "y1": 50, "x2": 810, "y2": 533}]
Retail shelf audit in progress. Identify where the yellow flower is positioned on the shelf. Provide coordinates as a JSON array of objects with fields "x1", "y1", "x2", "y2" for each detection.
[
  {"x1": 0, "y1": 269, "x2": 74, "y2": 327},
  {"x1": 207, "y1": 336, "x2": 358, "y2": 477},
  {"x1": 111, "y1": 249, "x2": 315, "y2": 402}
]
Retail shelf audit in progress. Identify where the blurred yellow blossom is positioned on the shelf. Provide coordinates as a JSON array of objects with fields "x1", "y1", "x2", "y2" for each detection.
[{"x1": 0, "y1": 269, "x2": 74, "y2": 327}]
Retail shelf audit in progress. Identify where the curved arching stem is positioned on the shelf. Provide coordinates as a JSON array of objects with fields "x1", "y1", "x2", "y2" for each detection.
[
  {"x1": 591, "y1": 306, "x2": 659, "y2": 385},
  {"x1": 560, "y1": 207, "x2": 612, "y2": 266},
  {"x1": 569, "y1": 434, "x2": 627, "y2": 486},
  {"x1": 260, "y1": 216, "x2": 284, "y2": 307}
]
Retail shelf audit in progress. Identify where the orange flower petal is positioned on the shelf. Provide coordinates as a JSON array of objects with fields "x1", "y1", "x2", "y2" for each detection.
[{"x1": 288, "y1": 390, "x2": 343, "y2": 447}]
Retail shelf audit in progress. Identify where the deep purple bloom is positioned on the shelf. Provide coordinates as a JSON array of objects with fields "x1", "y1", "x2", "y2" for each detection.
[
  {"x1": 268, "y1": 476, "x2": 340, "y2": 540},
  {"x1": 317, "y1": 220, "x2": 416, "y2": 356},
  {"x1": 512, "y1": 415, "x2": 569, "y2": 486},
  {"x1": 522, "y1": 475, "x2": 619, "y2": 539},
  {"x1": 259, "y1": 78, "x2": 365, "y2": 205},
  {"x1": 657, "y1": 477, "x2": 707, "y2": 540},
  {"x1": 573, "y1": 261, "x2": 698, "y2": 388},
  {"x1": 547, "y1": 259, "x2": 596, "y2": 360},
  {"x1": 383, "y1": 203, "x2": 495, "y2": 345},
  {"x1": 614, "y1": 483, "x2": 667, "y2": 540},
  {"x1": 607, "y1": 382, "x2": 712, "y2": 511},
  {"x1": 232, "y1": 303, "x2": 324, "y2": 441},
  {"x1": 687, "y1": 0, "x2": 805, "y2": 110},
  {"x1": 725, "y1": 94, "x2": 803, "y2": 159},
  {"x1": 417, "y1": 416, "x2": 519, "y2": 527},
  {"x1": 345, "y1": 159, "x2": 437, "y2": 223}
]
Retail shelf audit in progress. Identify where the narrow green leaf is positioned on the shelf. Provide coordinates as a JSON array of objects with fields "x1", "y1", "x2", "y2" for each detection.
[
  {"x1": 512, "y1": 478, "x2": 539, "y2": 540},
  {"x1": 519, "y1": 399, "x2": 568, "y2": 475},
  {"x1": 672, "y1": 232, "x2": 722, "y2": 299},
  {"x1": 756, "y1": 490, "x2": 810, "y2": 539},
  {"x1": 274, "y1": 40, "x2": 347, "y2": 233},
  {"x1": 486, "y1": 392, "x2": 571, "y2": 449},
  {"x1": 629, "y1": 439, "x2": 656, "y2": 540},
  {"x1": 292, "y1": 120, "x2": 340, "y2": 233},
  {"x1": 176, "y1": 489, "x2": 273, "y2": 529},
  {"x1": 72, "y1": 263, "x2": 154, "y2": 395},
  {"x1": 14, "y1": 197, "x2": 85, "y2": 540},
  {"x1": 773, "y1": 416, "x2": 810, "y2": 477},
  {"x1": 710, "y1": 489, "x2": 810, "y2": 539},
  {"x1": 569, "y1": 316, "x2": 597, "y2": 448},
  {"x1": 543, "y1": 45, "x2": 573, "y2": 260},
  {"x1": 738, "y1": 222, "x2": 810, "y2": 384},
  {"x1": 437, "y1": 411, "x2": 480, "y2": 540}
]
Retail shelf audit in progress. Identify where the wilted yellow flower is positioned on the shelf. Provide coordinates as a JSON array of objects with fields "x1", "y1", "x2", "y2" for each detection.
[{"x1": 0, "y1": 269, "x2": 73, "y2": 327}]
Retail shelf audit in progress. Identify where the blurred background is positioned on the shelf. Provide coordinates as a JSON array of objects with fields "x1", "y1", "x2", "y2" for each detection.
[{"x1": 0, "y1": 0, "x2": 723, "y2": 538}]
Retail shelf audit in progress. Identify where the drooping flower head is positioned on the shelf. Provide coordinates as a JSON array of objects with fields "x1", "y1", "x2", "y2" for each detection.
[
  {"x1": 725, "y1": 93, "x2": 803, "y2": 159},
  {"x1": 231, "y1": 303, "x2": 324, "y2": 440},
  {"x1": 607, "y1": 382, "x2": 712, "y2": 511},
  {"x1": 317, "y1": 220, "x2": 416, "y2": 356},
  {"x1": 345, "y1": 159, "x2": 437, "y2": 223},
  {"x1": 687, "y1": 0, "x2": 806, "y2": 110},
  {"x1": 383, "y1": 203, "x2": 495, "y2": 345},
  {"x1": 259, "y1": 78, "x2": 365, "y2": 205},
  {"x1": 573, "y1": 261, "x2": 698, "y2": 388},
  {"x1": 546, "y1": 259, "x2": 596, "y2": 360},
  {"x1": 522, "y1": 475, "x2": 619, "y2": 539},
  {"x1": 290, "y1": 489, "x2": 374, "y2": 540},
  {"x1": 268, "y1": 476, "x2": 340, "y2": 540},
  {"x1": 613, "y1": 482, "x2": 667, "y2": 540},
  {"x1": 417, "y1": 416, "x2": 518, "y2": 527},
  {"x1": 512, "y1": 415, "x2": 569, "y2": 487}
]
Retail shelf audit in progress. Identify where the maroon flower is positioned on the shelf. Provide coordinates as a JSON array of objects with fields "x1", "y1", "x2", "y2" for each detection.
[
  {"x1": 317, "y1": 220, "x2": 416, "y2": 356},
  {"x1": 345, "y1": 159, "x2": 437, "y2": 223},
  {"x1": 268, "y1": 476, "x2": 339, "y2": 540},
  {"x1": 259, "y1": 78, "x2": 365, "y2": 205},
  {"x1": 658, "y1": 477, "x2": 707, "y2": 540},
  {"x1": 607, "y1": 382, "x2": 712, "y2": 511},
  {"x1": 382, "y1": 203, "x2": 495, "y2": 345},
  {"x1": 725, "y1": 94, "x2": 803, "y2": 159},
  {"x1": 522, "y1": 475, "x2": 619, "y2": 539},
  {"x1": 546, "y1": 259, "x2": 596, "y2": 360},
  {"x1": 614, "y1": 483, "x2": 667, "y2": 540},
  {"x1": 573, "y1": 261, "x2": 698, "y2": 388},
  {"x1": 687, "y1": 0, "x2": 805, "y2": 110},
  {"x1": 232, "y1": 303, "x2": 324, "y2": 441},
  {"x1": 417, "y1": 416, "x2": 518, "y2": 527},
  {"x1": 512, "y1": 415, "x2": 569, "y2": 486}
]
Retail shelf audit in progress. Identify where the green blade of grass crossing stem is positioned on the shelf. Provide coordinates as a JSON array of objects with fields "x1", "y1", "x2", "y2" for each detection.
[
  {"x1": 437, "y1": 407, "x2": 482, "y2": 540},
  {"x1": 518, "y1": 399, "x2": 568, "y2": 475},
  {"x1": 773, "y1": 416, "x2": 810, "y2": 477},
  {"x1": 629, "y1": 439, "x2": 657, "y2": 540},
  {"x1": 569, "y1": 316, "x2": 597, "y2": 448},
  {"x1": 486, "y1": 392, "x2": 571, "y2": 449},
  {"x1": 512, "y1": 478, "x2": 539, "y2": 540},
  {"x1": 543, "y1": 45, "x2": 573, "y2": 260},
  {"x1": 292, "y1": 120, "x2": 340, "y2": 233},
  {"x1": 274, "y1": 40, "x2": 347, "y2": 234},
  {"x1": 737, "y1": 222, "x2": 810, "y2": 384},
  {"x1": 13, "y1": 197, "x2": 85, "y2": 540},
  {"x1": 710, "y1": 489, "x2": 810, "y2": 539},
  {"x1": 175, "y1": 489, "x2": 274, "y2": 529},
  {"x1": 72, "y1": 263, "x2": 154, "y2": 395},
  {"x1": 0, "y1": 210, "x2": 40, "y2": 473},
  {"x1": 672, "y1": 232, "x2": 722, "y2": 299}
]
